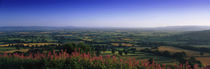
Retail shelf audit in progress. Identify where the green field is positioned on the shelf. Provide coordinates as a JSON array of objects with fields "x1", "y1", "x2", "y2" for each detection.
[{"x1": 0, "y1": 29, "x2": 210, "y2": 67}]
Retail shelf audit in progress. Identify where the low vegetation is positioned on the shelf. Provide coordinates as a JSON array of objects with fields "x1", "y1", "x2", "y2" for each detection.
[{"x1": 0, "y1": 29, "x2": 210, "y2": 69}]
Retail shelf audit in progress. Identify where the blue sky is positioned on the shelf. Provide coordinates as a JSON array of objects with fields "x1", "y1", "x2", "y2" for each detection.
[{"x1": 0, "y1": 0, "x2": 210, "y2": 27}]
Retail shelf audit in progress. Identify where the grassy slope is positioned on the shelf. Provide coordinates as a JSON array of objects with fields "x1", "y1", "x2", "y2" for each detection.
[{"x1": 158, "y1": 46, "x2": 210, "y2": 65}]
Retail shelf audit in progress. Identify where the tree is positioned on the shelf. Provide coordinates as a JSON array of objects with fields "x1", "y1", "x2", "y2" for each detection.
[
  {"x1": 123, "y1": 49, "x2": 128, "y2": 55},
  {"x1": 118, "y1": 50, "x2": 123, "y2": 56},
  {"x1": 96, "y1": 49, "x2": 101, "y2": 56},
  {"x1": 200, "y1": 52, "x2": 204, "y2": 56},
  {"x1": 151, "y1": 46, "x2": 158, "y2": 49},
  {"x1": 188, "y1": 57, "x2": 202, "y2": 67},
  {"x1": 111, "y1": 48, "x2": 116, "y2": 54},
  {"x1": 162, "y1": 51, "x2": 171, "y2": 57},
  {"x1": 173, "y1": 52, "x2": 186, "y2": 59},
  {"x1": 15, "y1": 45, "x2": 20, "y2": 50},
  {"x1": 148, "y1": 58, "x2": 154, "y2": 64},
  {"x1": 61, "y1": 42, "x2": 91, "y2": 54},
  {"x1": 124, "y1": 50, "x2": 128, "y2": 55},
  {"x1": 8, "y1": 44, "x2": 11, "y2": 47},
  {"x1": 130, "y1": 48, "x2": 136, "y2": 54}
]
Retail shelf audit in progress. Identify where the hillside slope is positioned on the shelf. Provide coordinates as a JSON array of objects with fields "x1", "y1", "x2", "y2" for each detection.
[{"x1": 166, "y1": 30, "x2": 210, "y2": 45}]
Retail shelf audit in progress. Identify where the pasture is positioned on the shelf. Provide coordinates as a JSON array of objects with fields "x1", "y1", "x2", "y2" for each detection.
[
  {"x1": 102, "y1": 50, "x2": 177, "y2": 65},
  {"x1": 158, "y1": 46, "x2": 210, "y2": 65}
]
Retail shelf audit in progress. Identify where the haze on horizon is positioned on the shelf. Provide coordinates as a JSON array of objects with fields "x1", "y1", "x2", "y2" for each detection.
[{"x1": 0, "y1": 0, "x2": 210, "y2": 28}]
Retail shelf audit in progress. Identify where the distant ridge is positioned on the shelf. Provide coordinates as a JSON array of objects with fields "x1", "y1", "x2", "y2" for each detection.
[
  {"x1": 150, "y1": 26, "x2": 210, "y2": 31},
  {"x1": 165, "y1": 30, "x2": 210, "y2": 45},
  {"x1": 0, "y1": 26, "x2": 210, "y2": 31},
  {"x1": 0, "y1": 26, "x2": 78, "y2": 31}
]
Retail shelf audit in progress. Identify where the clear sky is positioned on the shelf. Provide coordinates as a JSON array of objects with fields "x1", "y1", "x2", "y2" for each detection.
[{"x1": 0, "y1": 0, "x2": 210, "y2": 27}]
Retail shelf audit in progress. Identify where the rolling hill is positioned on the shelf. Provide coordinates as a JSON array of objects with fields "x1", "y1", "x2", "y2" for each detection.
[{"x1": 166, "y1": 30, "x2": 210, "y2": 45}]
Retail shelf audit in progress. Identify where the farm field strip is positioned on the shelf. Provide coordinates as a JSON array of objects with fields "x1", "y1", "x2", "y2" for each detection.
[{"x1": 158, "y1": 46, "x2": 210, "y2": 65}]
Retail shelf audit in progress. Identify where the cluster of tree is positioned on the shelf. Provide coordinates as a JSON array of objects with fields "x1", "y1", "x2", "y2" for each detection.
[
  {"x1": 7, "y1": 43, "x2": 61, "y2": 50},
  {"x1": 94, "y1": 46, "x2": 110, "y2": 56},
  {"x1": 56, "y1": 42, "x2": 92, "y2": 54},
  {"x1": 136, "y1": 41, "x2": 168, "y2": 47},
  {"x1": 111, "y1": 48, "x2": 136, "y2": 56},
  {"x1": 2, "y1": 39, "x2": 51, "y2": 43},
  {"x1": 141, "y1": 48, "x2": 202, "y2": 67},
  {"x1": 7, "y1": 42, "x2": 92, "y2": 56},
  {"x1": 6, "y1": 42, "x2": 103, "y2": 56},
  {"x1": 175, "y1": 46, "x2": 210, "y2": 53}
]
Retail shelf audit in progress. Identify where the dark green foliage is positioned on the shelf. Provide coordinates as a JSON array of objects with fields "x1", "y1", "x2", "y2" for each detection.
[
  {"x1": 175, "y1": 46, "x2": 210, "y2": 53},
  {"x1": 61, "y1": 42, "x2": 92, "y2": 54},
  {"x1": 162, "y1": 51, "x2": 171, "y2": 57},
  {"x1": 172, "y1": 52, "x2": 186, "y2": 59},
  {"x1": 0, "y1": 57, "x2": 42, "y2": 69},
  {"x1": 164, "y1": 30, "x2": 210, "y2": 45},
  {"x1": 130, "y1": 48, "x2": 136, "y2": 54},
  {"x1": 111, "y1": 48, "x2": 116, "y2": 54},
  {"x1": 96, "y1": 49, "x2": 101, "y2": 56},
  {"x1": 140, "y1": 48, "x2": 201, "y2": 66},
  {"x1": 188, "y1": 57, "x2": 202, "y2": 67},
  {"x1": 200, "y1": 52, "x2": 204, "y2": 56},
  {"x1": 118, "y1": 50, "x2": 123, "y2": 56},
  {"x1": 123, "y1": 49, "x2": 128, "y2": 55}
]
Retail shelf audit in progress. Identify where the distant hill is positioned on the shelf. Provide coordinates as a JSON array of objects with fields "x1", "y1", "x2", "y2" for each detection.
[
  {"x1": 0, "y1": 26, "x2": 79, "y2": 31},
  {"x1": 166, "y1": 30, "x2": 210, "y2": 45},
  {"x1": 0, "y1": 26, "x2": 210, "y2": 31},
  {"x1": 147, "y1": 26, "x2": 210, "y2": 31}
]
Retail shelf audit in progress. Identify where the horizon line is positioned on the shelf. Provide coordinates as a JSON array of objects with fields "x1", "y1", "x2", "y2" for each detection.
[{"x1": 0, "y1": 25, "x2": 210, "y2": 28}]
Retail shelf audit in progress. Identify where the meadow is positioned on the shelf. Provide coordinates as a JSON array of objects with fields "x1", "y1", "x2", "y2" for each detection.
[{"x1": 158, "y1": 46, "x2": 210, "y2": 65}]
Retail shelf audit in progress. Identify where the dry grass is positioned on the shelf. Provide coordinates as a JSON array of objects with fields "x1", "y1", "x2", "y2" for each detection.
[
  {"x1": 121, "y1": 43, "x2": 133, "y2": 46},
  {"x1": 135, "y1": 47, "x2": 148, "y2": 50},
  {"x1": 0, "y1": 44, "x2": 9, "y2": 47},
  {"x1": 82, "y1": 38, "x2": 92, "y2": 41},
  {"x1": 0, "y1": 49, "x2": 29, "y2": 53},
  {"x1": 111, "y1": 43, "x2": 119, "y2": 46},
  {"x1": 158, "y1": 46, "x2": 210, "y2": 65},
  {"x1": 196, "y1": 57, "x2": 210, "y2": 65},
  {"x1": 122, "y1": 38, "x2": 132, "y2": 41},
  {"x1": 158, "y1": 46, "x2": 201, "y2": 56},
  {"x1": 111, "y1": 43, "x2": 133, "y2": 46}
]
